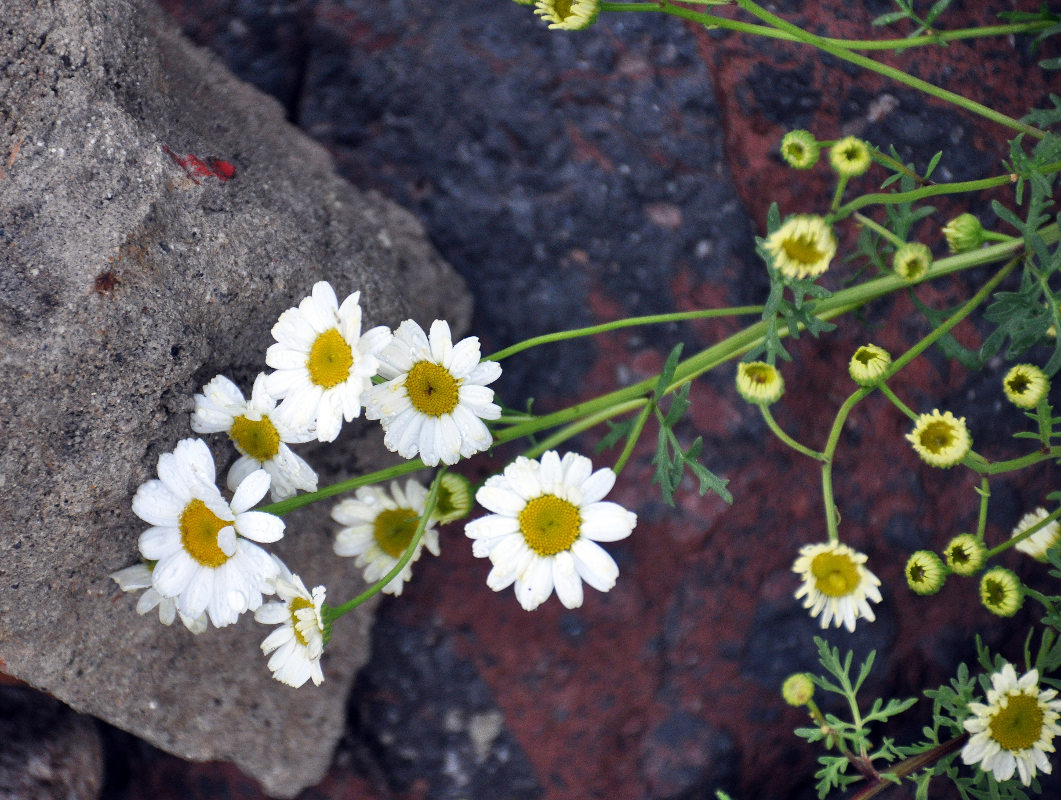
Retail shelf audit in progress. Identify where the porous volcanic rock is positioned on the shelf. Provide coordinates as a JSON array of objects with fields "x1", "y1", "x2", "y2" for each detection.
[{"x1": 0, "y1": 1, "x2": 469, "y2": 797}]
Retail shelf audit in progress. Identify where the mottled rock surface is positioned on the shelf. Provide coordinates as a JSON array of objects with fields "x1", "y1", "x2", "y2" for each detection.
[{"x1": 0, "y1": 0, "x2": 469, "y2": 797}]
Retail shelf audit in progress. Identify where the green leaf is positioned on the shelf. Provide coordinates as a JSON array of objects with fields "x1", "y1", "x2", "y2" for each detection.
[
  {"x1": 654, "y1": 344, "x2": 684, "y2": 403},
  {"x1": 872, "y1": 10, "x2": 909, "y2": 26}
]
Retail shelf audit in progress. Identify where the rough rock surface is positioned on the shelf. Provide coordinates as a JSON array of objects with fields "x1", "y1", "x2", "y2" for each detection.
[
  {"x1": 0, "y1": 1, "x2": 469, "y2": 797},
  {"x1": 0, "y1": 685, "x2": 104, "y2": 800}
]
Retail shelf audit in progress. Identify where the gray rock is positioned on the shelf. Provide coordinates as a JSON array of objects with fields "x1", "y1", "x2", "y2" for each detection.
[
  {"x1": 0, "y1": 685, "x2": 104, "y2": 800},
  {"x1": 0, "y1": 1, "x2": 470, "y2": 797}
]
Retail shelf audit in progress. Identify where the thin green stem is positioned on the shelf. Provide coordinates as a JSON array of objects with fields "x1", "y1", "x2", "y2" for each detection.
[
  {"x1": 486, "y1": 306, "x2": 763, "y2": 362},
  {"x1": 732, "y1": 0, "x2": 1045, "y2": 139},
  {"x1": 985, "y1": 506, "x2": 1061, "y2": 559},
  {"x1": 854, "y1": 212, "x2": 906, "y2": 247},
  {"x1": 260, "y1": 458, "x2": 428, "y2": 516},
  {"x1": 836, "y1": 175, "x2": 1014, "y2": 219},
  {"x1": 323, "y1": 471, "x2": 444, "y2": 622},
  {"x1": 758, "y1": 403, "x2": 825, "y2": 461},
  {"x1": 603, "y1": 3, "x2": 1055, "y2": 53},
  {"x1": 821, "y1": 388, "x2": 874, "y2": 542},
  {"x1": 522, "y1": 398, "x2": 647, "y2": 461},
  {"x1": 494, "y1": 235, "x2": 1035, "y2": 451},
  {"x1": 613, "y1": 401, "x2": 655, "y2": 476},
  {"x1": 974, "y1": 477, "x2": 990, "y2": 539},
  {"x1": 831, "y1": 175, "x2": 850, "y2": 213},
  {"x1": 878, "y1": 384, "x2": 918, "y2": 422}
]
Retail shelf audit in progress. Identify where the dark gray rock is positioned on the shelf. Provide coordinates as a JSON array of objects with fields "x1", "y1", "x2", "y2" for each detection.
[
  {"x1": 0, "y1": 685, "x2": 104, "y2": 800},
  {"x1": 0, "y1": 1, "x2": 470, "y2": 797}
]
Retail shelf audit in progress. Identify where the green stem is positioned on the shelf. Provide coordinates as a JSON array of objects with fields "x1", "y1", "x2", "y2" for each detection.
[
  {"x1": 322, "y1": 470, "x2": 444, "y2": 623},
  {"x1": 602, "y1": 3, "x2": 1055, "y2": 53},
  {"x1": 985, "y1": 506, "x2": 1061, "y2": 559},
  {"x1": 758, "y1": 403, "x2": 825, "y2": 461},
  {"x1": 486, "y1": 306, "x2": 763, "y2": 362},
  {"x1": 732, "y1": 0, "x2": 1045, "y2": 139},
  {"x1": 982, "y1": 448, "x2": 1061, "y2": 475},
  {"x1": 878, "y1": 383, "x2": 918, "y2": 422},
  {"x1": 836, "y1": 175, "x2": 1014, "y2": 219},
  {"x1": 821, "y1": 388, "x2": 874, "y2": 542},
  {"x1": 494, "y1": 235, "x2": 1033, "y2": 450},
  {"x1": 847, "y1": 735, "x2": 969, "y2": 800},
  {"x1": 522, "y1": 398, "x2": 648, "y2": 461},
  {"x1": 613, "y1": 401, "x2": 655, "y2": 476},
  {"x1": 975, "y1": 477, "x2": 990, "y2": 539},
  {"x1": 854, "y1": 212, "x2": 906, "y2": 247},
  {"x1": 260, "y1": 458, "x2": 428, "y2": 516}
]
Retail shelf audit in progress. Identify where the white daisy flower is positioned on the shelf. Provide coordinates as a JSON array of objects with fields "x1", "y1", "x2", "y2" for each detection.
[
  {"x1": 364, "y1": 319, "x2": 502, "y2": 466},
  {"x1": 1011, "y1": 508, "x2": 1061, "y2": 562},
  {"x1": 265, "y1": 281, "x2": 392, "y2": 443},
  {"x1": 465, "y1": 451, "x2": 637, "y2": 611},
  {"x1": 962, "y1": 663, "x2": 1061, "y2": 786},
  {"x1": 331, "y1": 479, "x2": 441, "y2": 595},
  {"x1": 254, "y1": 559, "x2": 327, "y2": 688},
  {"x1": 109, "y1": 562, "x2": 207, "y2": 634},
  {"x1": 133, "y1": 438, "x2": 284, "y2": 628},
  {"x1": 792, "y1": 541, "x2": 882, "y2": 632},
  {"x1": 191, "y1": 373, "x2": 318, "y2": 502}
]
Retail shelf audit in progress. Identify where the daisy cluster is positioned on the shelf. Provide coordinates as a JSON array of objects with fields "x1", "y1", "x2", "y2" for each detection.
[
  {"x1": 114, "y1": 281, "x2": 639, "y2": 688},
  {"x1": 114, "y1": 281, "x2": 504, "y2": 687}
]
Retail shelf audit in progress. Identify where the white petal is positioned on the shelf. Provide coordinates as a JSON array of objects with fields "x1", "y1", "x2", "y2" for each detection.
[
  {"x1": 580, "y1": 502, "x2": 636, "y2": 542},
  {"x1": 571, "y1": 538, "x2": 619, "y2": 592},
  {"x1": 552, "y1": 551, "x2": 584, "y2": 609},
  {"x1": 235, "y1": 511, "x2": 285, "y2": 544},
  {"x1": 231, "y1": 469, "x2": 271, "y2": 513},
  {"x1": 132, "y1": 480, "x2": 182, "y2": 525}
]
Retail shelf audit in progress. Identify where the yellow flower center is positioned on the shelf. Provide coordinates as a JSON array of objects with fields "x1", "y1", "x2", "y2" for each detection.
[
  {"x1": 948, "y1": 543, "x2": 971, "y2": 566},
  {"x1": 810, "y1": 551, "x2": 860, "y2": 598},
  {"x1": 908, "y1": 563, "x2": 927, "y2": 584},
  {"x1": 853, "y1": 349, "x2": 878, "y2": 367},
  {"x1": 179, "y1": 498, "x2": 231, "y2": 568},
  {"x1": 917, "y1": 420, "x2": 956, "y2": 454},
  {"x1": 229, "y1": 414, "x2": 281, "y2": 461},
  {"x1": 781, "y1": 235, "x2": 826, "y2": 268},
  {"x1": 307, "y1": 328, "x2": 354, "y2": 389},
  {"x1": 839, "y1": 144, "x2": 862, "y2": 164},
  {"x1": 983, "y1": 578, "x2": 1007, "y2": 608},
  {"x1": 373, "y1": 507, "x2": 421, "y2": 559},
  {"x1": 519, "y1": 495, "x2": 581, "y2": 556},
  {"x1": 1006, "y1": 373, "x2": 1032, "y2": 397},
  {"x1": 554, "y1": 0, "x2": 574, "y2": 19},
  {"x1": 289, "y1": 596, "x2": 313, "y2": 647},
  {"x1": 406, "y1": 361, "x2": 460, "y2": 417},
  {"x1": 745, "y1": 364, "x2": 775, "y2": 386},
  {"x1": 989, "y1": 694, "x2": 1045, "y2": 752}
]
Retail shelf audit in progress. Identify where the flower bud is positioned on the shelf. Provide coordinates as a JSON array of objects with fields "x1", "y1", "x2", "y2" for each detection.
[
  {"x1": 736, "y1": 361, "x2": 784, "y2": 405},
  {"x1": 905, "y1": 550, "x2": 946, "y2": 595},
  {"x1": 943, "y1": 534, "x2": 986, "y2": 577},
  {"x1": 782, "y1": 673, "x2": 815, "y2": 706},
  {"x1": 941, "y1": 213, "x2": 985, "y2": 253},
  {"x1": 780, "y1": 130, "x2": 820, "y2": 170}
]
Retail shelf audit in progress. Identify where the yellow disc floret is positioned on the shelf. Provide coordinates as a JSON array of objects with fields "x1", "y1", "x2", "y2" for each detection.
[
  {"x1": 406, "y1": 360, "x2": 461, "y2": 417},
  {"x1": 763, "y1": 215, "x2": 837, "y2": 280},
  {"x1": 179, "y1": 498, "x2": 231, "y2": 568},
  {"x1": 372, "y1": 507, "x2": 421, "y2": 559},
  {"x1": 519, "y1": 495, "x2": 582, "y2": 555},
  {"x1": 229, "y1": 414, "x2": 282, "y2": 461},
  {"x1": 1003, "y1": 364, "x2": 1050, "y2": 410},
  {"x1": 906, "y1": 409, "x2": 971, "y2": 468},
  {"x1": 307, "y1": 328, "x2": 354, "y2": 389},
  {"x1": 810, "y1": 549, "x2": 862, "y2": 597},
  {"x1": 736, "y1": 361, "x2": 785, "y2": 405}
]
